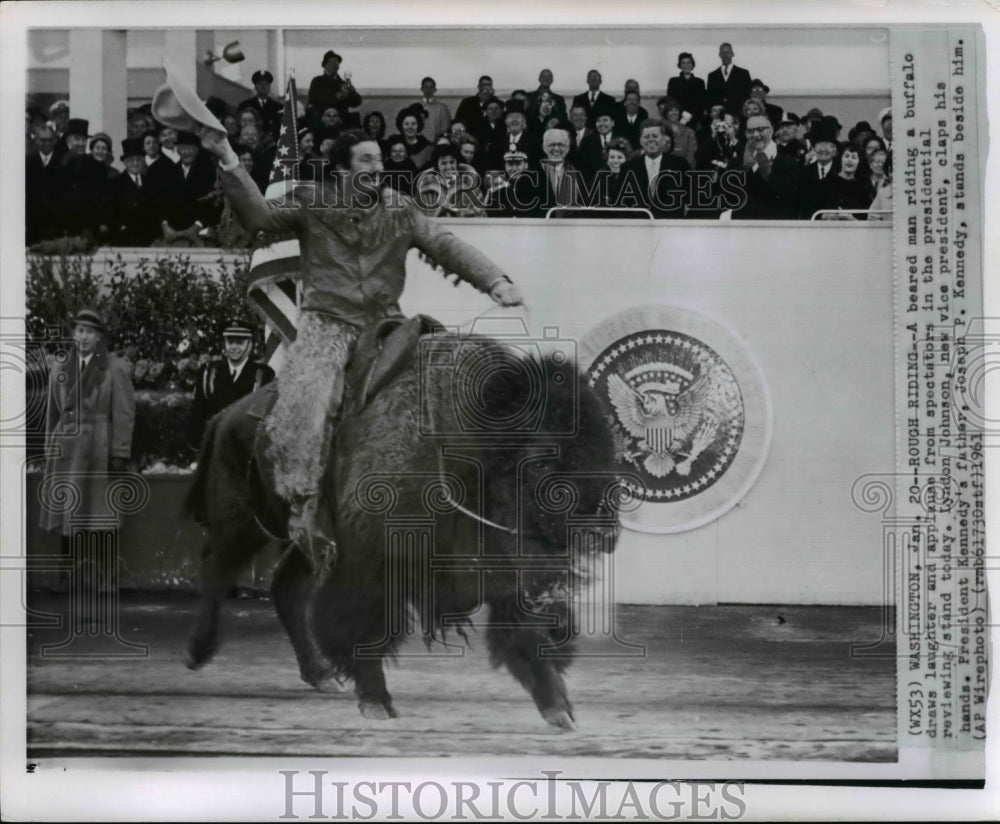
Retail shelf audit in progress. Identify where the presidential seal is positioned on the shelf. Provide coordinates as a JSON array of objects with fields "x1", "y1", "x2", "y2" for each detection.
[{"x1": 581, "y1": 305, "x2": 771, "y2": 534}]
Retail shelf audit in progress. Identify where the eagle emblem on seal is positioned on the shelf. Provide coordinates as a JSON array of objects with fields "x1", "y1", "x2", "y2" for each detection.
[{"x1": 588, "y1": 330, "x2": 745, "y2": 502}]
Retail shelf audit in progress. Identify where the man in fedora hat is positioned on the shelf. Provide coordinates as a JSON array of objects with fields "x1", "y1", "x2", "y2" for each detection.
[
  {"x1": 307, "y1": 51, "x2": 362, "y2": 130},
  {"x1": 798, "y1": 117, "x2": 840, "y2": 219},
  {"x1": 749, "y1": 78, "x2": 783, "y2": 129},
  {"x1": 185, "y1": 321, "x2": 274, "y2": 450},
  {"x1": 239, "y1": 69, "x2": 283, "y2": 141},
  {"x1": 58, "y1": 118, "x2": 108, "y2": 239},
  {"x1": 197, "y1": 125, "x2": 522, "y2": 556},
  {"x1": 160, "y1": 131, "x2": 219, "y2": 245},
  {"x1": 41, "y1": 308, "x2": 136, "y2": 586}
]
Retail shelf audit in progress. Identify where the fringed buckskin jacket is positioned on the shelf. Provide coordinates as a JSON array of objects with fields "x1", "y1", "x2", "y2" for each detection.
[{"x1": 220, "y1": 165, "x2": 509, "y2": 329}]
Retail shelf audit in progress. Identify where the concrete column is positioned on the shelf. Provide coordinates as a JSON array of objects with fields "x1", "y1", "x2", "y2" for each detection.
[
  {"x1": 68, "y1": 30, "x2": 127, "y2": 157},
  {"x1": 164, "y1": 30, "x2": 198, "y2": 89}
]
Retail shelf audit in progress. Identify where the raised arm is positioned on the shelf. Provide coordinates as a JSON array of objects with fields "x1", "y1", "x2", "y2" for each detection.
[{"x1": 199, "y1": 128, "x2": 302, "y2": 235}]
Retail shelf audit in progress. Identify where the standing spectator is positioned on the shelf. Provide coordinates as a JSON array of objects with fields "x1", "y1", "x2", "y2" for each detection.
[
  {"x1": 863, "y1": 135, "x2": 887, "y2": 164},
  {"x1": 617, "y1": 79, "x2": 648, "y2": 119},
  {"x1": 40, "y1": 308, "x2": 136, "y2": 588},
  {"x1": 878, "y1": 107, "x2": 892, "y2": 153},
  {"x1": 141, "y1": 130, "x2": 183, "y2": 240},
  {"x1": 59, "y1": 119, "x2": 109, "y2": 241},
  {"x1": 315, "y1": 106, "x2": 344, "y2": 145},
  {"x1": 571, "y1": 69, "x2": 618, "y2": 126},
  {"x1": 848, "y1": 120, "x2": 876, "y2": 150},
  {"x1": 487, "y1": 99, "x2": 538, "y2": 171},
  {"x1": 666, "y1": 52, "x2": 707, "y2": 126},
  {"x1": 108, "y1": 138, "x2": 159, "y2": 245},
  {"x1": 706, "y1": 42, "x2": 753, "y2": 116},
  {"x1": 415, "y1": 77, "x2": 452, "y2": 142},
  {"x1": 307, "y1": 50, "x2": 362, "y2": 128},
  {"x1": 381, "y1": 136, "x2": 418, "y2": 196},
  {"x1": 618, "y1": 91, "x2": 647, "y2": 151},
  {"x1": 161, "y1": 131, "x2": 218, "y2": 245},
  {"x1": 797, "y1": 125, "x2": 839, "y2": 220},
  {"x1": 662, "y1": 98, "x2": 698, "y2": 169},
  {"x1": 528, "y1": 92, "x2": 563, "y2": 138},
  {"x1": 26, "y1": 124, "x2": 66, "y2": 243},
  {"x1": 478, "y1": 97, "x2": 507, "y2": 149},
  {"x1": 733, "y1": 114, "x2": 801, "y2": 220},
  {"x1": 89, "y1": 132, "x2": 119, "y2": 179},
  {"x1": 526, "y1": 69, "x2": 567, "y2": 121},
  {"x1": 49, "y1": 100, "x2": 71, "y2": 154},
  {"x1": 868, "y1": 156, "x2": 893, "y2": 221},
  {"x1": 361, "y1": 111, "x2": 388, "y2": 153},
  {"x1": 566, "y1": 104, "x2": 595, "y2": 171},
  {"x1": 749, "y1": 79, "x2": 783, "y2": 128},
  {"x1": 388, "y1": 104, "x2": 433, "y2": 171},
  {"x1": 238, "y1": 69, "x2": 283, "y2": 141},
  {"x1": 185, "y1": 321, "x2": 274, "y2": 451},
  {"x1": 455, "y1": 75, "x2": 496, "y2": 136},
  {"x1": 623, "y1": 118, "x2": 689, "y2": 218},
  {"x1": 222, "y1": 112, "x2": 241, "y2": 144},
  {"x1": 158, "y1": 126, "x2": 180, "y2": 163},
  {"x1": 864, "y1": 147, "x2": 889, "y2": 203}
]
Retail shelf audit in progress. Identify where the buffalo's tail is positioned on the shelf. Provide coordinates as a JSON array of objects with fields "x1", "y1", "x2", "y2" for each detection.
[{"x1": 183, "y1": 413, "x2": 221, "y2": 525}]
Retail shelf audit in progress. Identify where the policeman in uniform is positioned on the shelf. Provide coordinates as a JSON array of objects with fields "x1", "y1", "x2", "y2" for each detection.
[
  {"x1": 238, "y1": 70, "x2": 284, "y2": 141},
  {"x1": 185, "y1": 321, "x2": 275, "y2": 450}
]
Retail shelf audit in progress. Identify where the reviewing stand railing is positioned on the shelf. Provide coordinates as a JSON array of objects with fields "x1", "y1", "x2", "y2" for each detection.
[
  {"x1": 811, "y1": 209, "x2": 893, "y2": 221},
  {"x1": 545, "y1": 207, "x2": 656, "y2": 220}
]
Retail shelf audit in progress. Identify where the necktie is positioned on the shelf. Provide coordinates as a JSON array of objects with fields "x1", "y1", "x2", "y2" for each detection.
[
  {"x1": 723, "y1": 67, "x2": 729, "y2": 80},
  {"x1": 134, "y1": 174, "x2": 142, "y2": 188},
  {"x1": 602, "y1": 135, "x2": 608, "y2": 149},
  {"x1": 819, "y1": 165, "x2": 827, "y2": 180},
  {"x1": 755, "y1": 150, "x2": 771, "y2": 179},
  {"x1": 590, "y1": 92, "x2": 596, "y2": 105},
  {"x1": 231, "y1": 367, "x2": 238, "y2": 381}
]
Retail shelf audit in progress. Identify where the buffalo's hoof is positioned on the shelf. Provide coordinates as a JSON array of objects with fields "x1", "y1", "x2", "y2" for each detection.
[
  {"x1": 305, "y1": 670, "x2": 347, "y2": 694},
  {"x1": 541, "y1": 707, "x2": 575, "y2": 731},
  {"x1": 185, "y1": 640, "x2": 216, "y2": 670},
  {"x1": 359, "y1": 697, "x2": 399, "y2": 720}
]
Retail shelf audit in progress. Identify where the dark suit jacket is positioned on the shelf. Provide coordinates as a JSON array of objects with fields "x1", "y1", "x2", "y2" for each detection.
[
  {"x1": 571, "y1": 90, "x2": 618, "y2": 125},
  {"x1": 174, "y1": 155, "x2": 219, "y2": 229},
  {"x1": 616, "y1": 111, "x2": 648, "y2": 150},
  {"x1": 764, "y1": 102, "x2": 784, "y2": 129},
  {"x1": 58, "y1": 153, "x2": 108, "y2": 236},
  {"x1": 108, "y1": 171, "x2": 160, "y2": 246},
  {"x1": 455, "y1": 95, "x2": 490, "y2": 135},
  {"x1": 622, "y1": 153, "x2": 690, "y2": 217},
  {"x1": 526, "y1": 88, "x2": 567, "y2": 120},
  {"x1": 797, "y1": 162, "x2": 838, "y2": 220},
  {"x1": 26, "y1": 152, "x2": 67, "y2": 242},
  {"x1": 733, "y1": 147, "x2": 802, "y2": 220},
  {"x1": 144, "y1": 155, "x2": 184, "y2": 229},
  {"x1": 486, "y1": 130, "x2": 541, "y2": 172},
  {"x1": 666, "y1": 74, "x2": 707, "y2": 124},
  {"x1": 238, "y1": 95, "x2": 284, "y2": 139},
  {"x1": 706, "y1": 65, "x2": 753, "y2": 114},
  {"x1": 185, "y1": 359, "x2": 275, "y2": 449},
  {"x1": 577, "y1": 131, "x2": 624, "y2": 180}
]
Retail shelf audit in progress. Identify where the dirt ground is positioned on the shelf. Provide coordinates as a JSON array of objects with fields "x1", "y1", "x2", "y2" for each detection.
[{"x1": 24, "y1": 591, "x2": 896, "y2": 762}]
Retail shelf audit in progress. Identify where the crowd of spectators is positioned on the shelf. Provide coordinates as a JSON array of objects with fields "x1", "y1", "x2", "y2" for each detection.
[{"x1": 25, "y1": 40, "x2": 894, "y2": 249}]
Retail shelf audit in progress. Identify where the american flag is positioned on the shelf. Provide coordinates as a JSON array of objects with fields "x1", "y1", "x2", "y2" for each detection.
[{"x1": 247, "y1": 76, "x2": 302, "y2": 372}]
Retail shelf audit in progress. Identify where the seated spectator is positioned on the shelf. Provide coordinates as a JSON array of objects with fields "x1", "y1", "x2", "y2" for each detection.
[
  {"x1": 235, "y1": 144, "x2": 266, "y2": 193},
  {"x1": 666, "y1": 52, "x2": 706, "y2": 126},
  {"x1": 415, "y1": 77, "x2": 452, "y2": 142},
  {"x1": 456, "y1": 133, "x2": 484, "y2": 177},
  {"x1": 566, "y1": 104, "x2": 595, "y2": 170},
  {"x1": 865, "y1": 147, "x2": 889, "y2": 203},
  {"x1": 622, "y1": 119, "x2": 689, "y2": 218},
  {"x1": 414, "y1": 143, "x2": 484, "y2": 217},
  {"x1": 819, "y1": 144, "x2": 870, "y2": 220},
  {"x1": 315, "y1": 105, "x2": 344, "y2": 145},
  {"x1": 662, "y1": 98, "x2": 698, "y2": 169},
  {"x1": 576, "y1": 112, "x2": 620, "y2": 181},
  {"x1": 774, "y1": 118, "x2": 808, "y2": 163},
  {"x1": 447, "y1": 119, "x2": 469, "y2": 147},
  {"x1": 388, "y1": 104, "x2": 433, "y2": 171},
  {"x1": 739, "y1": 97, "x2": 767, "y2": 132},
  {"x1": 381, "y1": 136, "x2": 418, "y2": 195},
  {"x1": 732, "y1": 114, "x2": 801, "y2": 220},
  {"x1": 158, "y1": 126, "x2": 180, "y2": 163},
  {"x1": 89, "y1": 133, "x2": 119, "y2": 180},
  {"x1": 878, "y1": 107, "x2": 892, "y2": 152},
  {"x1": 600, "y1": 138, "x2": 636, "y2": 210},
  {"x1": 483, "y1": 150, "x2": 532, "y2": 217},
  {"x1": 863, "y1": 135, "x2": 887, "y2": 164},
  {"x1": 296, "y1": 127, "x2": 322, "y2": 181},
  {"x1": 222, "y1": 112, "x2": 241, "y2": 144},
  {"x1": 528, "y1": 91, "x2": 563, "y2": 137},
  {"x1": 695, "y1": 102, "x2": 727, "y2": 148},
  {"x1": 696, "y1": 112, "x2": 743, "y2": 171},
  {"x1": 534, "y1": 128, "x2": 585, "y2": 215},
  {"x1": 307, "y1": 50, "x2": 362, "y2": 128},
  {"x1": 362, "y1": 111, "x2": 388, "y2": 152},
  {"x1": 868, "y1": 156, "x2": 892, "y2": 221},
  {"x1": 749, "y1": 79, "x2": 783, "y2": 128}
]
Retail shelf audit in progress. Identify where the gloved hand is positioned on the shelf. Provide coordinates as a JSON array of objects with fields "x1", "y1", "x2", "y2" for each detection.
[{"x1": 109, "y1": 457, "x2": 128, "y2": 472}]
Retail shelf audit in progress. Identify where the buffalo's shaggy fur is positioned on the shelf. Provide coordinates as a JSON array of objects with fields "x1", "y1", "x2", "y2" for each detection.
[{"x1": 185, "y1": 333, "x2": 620, "y2": 728}]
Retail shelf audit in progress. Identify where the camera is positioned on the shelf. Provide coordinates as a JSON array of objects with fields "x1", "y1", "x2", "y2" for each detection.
[{"x1": 418, "y1": 318, "x2": 579, "y2": 437}]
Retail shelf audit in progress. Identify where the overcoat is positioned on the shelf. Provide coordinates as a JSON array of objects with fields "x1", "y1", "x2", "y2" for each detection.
[{"x1": 40, "y1": 345, "x2": 136, "y2": 535}]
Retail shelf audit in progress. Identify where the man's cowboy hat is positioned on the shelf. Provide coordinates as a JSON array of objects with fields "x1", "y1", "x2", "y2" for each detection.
[{"x1": 152, "y1": 60, "x2": 226, "y2": 134}]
